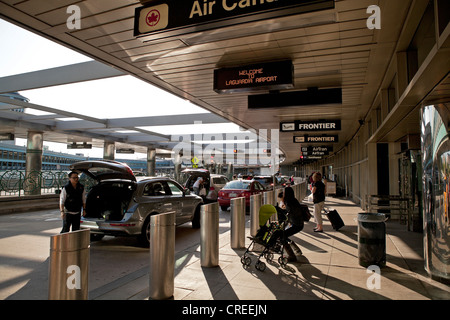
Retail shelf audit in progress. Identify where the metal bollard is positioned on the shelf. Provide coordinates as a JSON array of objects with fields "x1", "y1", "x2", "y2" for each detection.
[
  {"x1": 201, "y1": 203, "x2": 219, "y2": 267},
  {"x1": 48, "y1": 229, "x2": 90, "y2": 300},
  {"x1": 149, "y1": 212, "x2": 175, "y2": 300},
  {"x1": 263, "y1": 190, "x2": 275, "y2": 205},
  {"x1": 250, "y1": 193, "x2": 262, "y2": 236},
  {"x1": 230, "y1": 197, "x2": 246, "y2": 249}
]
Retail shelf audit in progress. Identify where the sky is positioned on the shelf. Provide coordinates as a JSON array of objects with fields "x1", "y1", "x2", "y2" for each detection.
[{"x1": 0, "y1": 18, "x2": 242, "y2": 159}]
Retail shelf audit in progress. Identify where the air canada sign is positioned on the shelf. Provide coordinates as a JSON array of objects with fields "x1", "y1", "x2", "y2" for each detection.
[{"x1": 134, "y1": 0, "x2": 335, "y2": 38}]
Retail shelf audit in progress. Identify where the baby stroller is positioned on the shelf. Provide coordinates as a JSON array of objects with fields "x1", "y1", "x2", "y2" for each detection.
[{"x1": 240, "y1": 204, "x2": 289, "y2": 271}]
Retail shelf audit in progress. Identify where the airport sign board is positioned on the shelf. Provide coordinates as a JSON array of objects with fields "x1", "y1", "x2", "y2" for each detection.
[
  {"x1": 293, "y1": 135, "x2": 339, "y2": 143},
  {"x1": 281, "y1": 120, "x2": 341, "y2": 132},
  {"x1": 214, "y1": 60, "x2": 293, "y2": 93},
  {"x1": 0, "y1": 133, "x2": 14, "y2": 141},
  {"x1": 301, "y1": 146, "x2": 333, "y2": 154},
  {"x1": 134, "y1": 0, "x2": 335, "y2": 38}
]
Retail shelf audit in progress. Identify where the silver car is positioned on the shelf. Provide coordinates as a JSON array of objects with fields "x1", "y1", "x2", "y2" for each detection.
[{"x1": 72, "y1": 160, "x2": 203, "y2": 246}]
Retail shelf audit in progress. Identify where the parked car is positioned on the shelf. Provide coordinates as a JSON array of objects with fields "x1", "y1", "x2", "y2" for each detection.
[
  {"x1": 218, "y1": 179, "x2": 265, "y2": 211},
  {"x1": 253, "y1": 175, "x2": 276, "y2": 190},
  {"x1": 253, "y1": 175, "x2": 289, "y2": 190},
  {"x1": 180, "y1": 168, "x2": 210, "y2": 194},
  {"x1": 180, "y1": 169, "x2": 229, "y2": 203},
  {"x1": 206, "y1": 174, "x2": 229, "y2": 203},
  {"x1": 72, "y1": 160, "x2": 203, "y2": 246}
]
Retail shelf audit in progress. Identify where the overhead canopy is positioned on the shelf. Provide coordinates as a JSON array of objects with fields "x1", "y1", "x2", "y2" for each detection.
[{"x1": 0, "y1": 0, "x2": 449, "y2": 165}]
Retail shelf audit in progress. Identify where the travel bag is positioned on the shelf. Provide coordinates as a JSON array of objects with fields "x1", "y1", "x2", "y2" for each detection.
[{"x1": 325, "y1": 208, "x2": 344, "y2": 230}]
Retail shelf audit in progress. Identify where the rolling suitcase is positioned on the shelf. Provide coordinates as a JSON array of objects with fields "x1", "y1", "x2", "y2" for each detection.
[{"x1": 325, "y1": 208, "x2": 344, "y2": 230}]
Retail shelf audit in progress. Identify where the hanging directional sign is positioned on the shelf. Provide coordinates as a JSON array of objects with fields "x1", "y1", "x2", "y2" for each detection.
[
  {"x1": 0, "y1": 133, "x2": 14, "y2": 141},
  {"x1": 282, "y1": 120, "x2": 341, "y2": 132},
  {"x1": 294, "y1": 135, "x2": 339, "y2": 143},
  {"x1": 214, "y1": 60, "x2": 293, "y2": 93},
  {"x1": 301, "y1": 146, "x2": 333, "y2": 154},
  {"x1": 134, "y1": 0, "x2": 335, "y2": 38}
]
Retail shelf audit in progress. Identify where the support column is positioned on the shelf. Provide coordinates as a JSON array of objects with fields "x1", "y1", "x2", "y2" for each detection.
[
  {"x1": 367, "y1": 143, "x2": 378, "y2": 197},
  {"x1": 389, "y1": 142, "x2": 401, "y2": 195},
  {"x1": 103, "y1": 142, "x2": 115, "y2": 160},
  {"x1": 25, "y1": 131, "x2": 43, "y2": 195},
  {"x1": 147, "y1": 148, "x2": 156, "y2": 176},
  {"x1": 227, "y1": 163, "x2": 233, "y2": 180},
  {"x1": 174, "y1": 152, "x2": 182, "y2": 182}
]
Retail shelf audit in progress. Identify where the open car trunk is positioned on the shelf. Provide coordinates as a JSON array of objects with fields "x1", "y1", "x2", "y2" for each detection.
[{"x1": 85, "y1": 181, "x2": 136, "y2": 221}]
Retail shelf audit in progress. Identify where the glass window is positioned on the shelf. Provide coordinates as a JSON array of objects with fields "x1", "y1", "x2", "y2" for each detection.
[
  {"x1": 167, "y1": 181, "x2": 183, "y2": 195},
  {"x1": 143, "y1": 181, "x2": 167, "y2": 196}
]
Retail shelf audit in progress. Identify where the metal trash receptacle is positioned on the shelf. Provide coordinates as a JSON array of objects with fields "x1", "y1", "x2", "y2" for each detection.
[
  {"x1": 48, "y1": 229, "x2": 90, "y2": 300},
  {"x1": 358, "y1": 212, "x2": 386, "y2": 267}
]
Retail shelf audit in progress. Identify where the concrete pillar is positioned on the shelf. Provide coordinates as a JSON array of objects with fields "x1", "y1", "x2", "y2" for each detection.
[
  {"x1": 147, "y1": 148, "x2": 156, "y2": 176},
  {"x1": 380, "y1": 89, "x2": 389, "y2": 121},
  {"x1": 174, "y1": 152, "x2": 182, "y2": 182},
  {"x1": 389, "y1": 142, "x2": 401, "y2": 195},
  {"x1": 25, "y1": 131, "x2": 43, "y2": 195},
  {"x1": 367, "y1": 143, "x2": 378, "y2": 197},
  {"x1": 103, "y1": 141, "x2": 115, "y2": 160},
  {"x1": 227, "y1": 163, "x2": 233, "y2": 180},
  {"x1": 396, "y1": 52, "x2": 409, "y2": 95}
]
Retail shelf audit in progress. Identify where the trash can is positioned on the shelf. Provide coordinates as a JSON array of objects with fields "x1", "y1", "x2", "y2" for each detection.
[{"x1": 357, "y1": 212, "x2": 386, "y2": 268}]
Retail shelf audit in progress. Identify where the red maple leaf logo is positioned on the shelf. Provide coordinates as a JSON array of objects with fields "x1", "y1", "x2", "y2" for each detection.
[{"x1": 146, "y1": 10, "x2": 160, "y2": 27}]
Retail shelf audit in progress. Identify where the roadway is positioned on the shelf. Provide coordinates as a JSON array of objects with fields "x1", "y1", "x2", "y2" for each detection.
[
  {"x1": 0, "y1": 207, "x2": 228, "y2": 300},
  {"x1": 1, "y1": 198, "x2": 449, "y2": 303}
]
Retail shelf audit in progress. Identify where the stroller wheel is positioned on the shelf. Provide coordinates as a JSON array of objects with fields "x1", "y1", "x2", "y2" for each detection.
[
  {"x1": 241, "y1": 255, "x2": 251, "y2": 266},
  {"x1": 264, "y1": 252, "x2": 274, "y2": 262},
  {"x1": 278, "y1": 256, "x2": 288, "y2": 267},
  {"x1": 255, "y1": 261, "x2": 266, "y2": 271}
]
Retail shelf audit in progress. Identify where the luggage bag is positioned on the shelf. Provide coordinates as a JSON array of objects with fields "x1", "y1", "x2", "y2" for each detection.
[{"x1": 325, "y1": 208, "x2": 344, "y2": 230}]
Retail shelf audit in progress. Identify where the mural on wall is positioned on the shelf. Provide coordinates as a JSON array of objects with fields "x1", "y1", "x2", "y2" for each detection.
[{"x1": 421, "y1": 103, "x2": 450, "y2": 280}]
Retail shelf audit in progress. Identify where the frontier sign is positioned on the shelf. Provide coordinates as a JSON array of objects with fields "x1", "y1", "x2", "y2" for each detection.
[
  {"x1": 134, "y1": 0, "x2": 335, "y2": 38},
  {"x1": 281, "y1": 120, "x2": 341, "y2": 132}
]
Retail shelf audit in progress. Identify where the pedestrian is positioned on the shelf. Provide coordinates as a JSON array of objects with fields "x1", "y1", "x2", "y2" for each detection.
[
  {"x1": 290, "y1": 175, "x2": 295, "y2": 185},
  {"x1": 59, "y1": 171, "x2": 86, "y2": 233},
  {"x1": 193, "y1": 177, "x2": 203, "y2": 196},
  {"x1": 311, "y1": 172, "x2": 326, "y2": 232},
  {"x1": 282, "y1": 186, "x2": 305, "y2": 261}
]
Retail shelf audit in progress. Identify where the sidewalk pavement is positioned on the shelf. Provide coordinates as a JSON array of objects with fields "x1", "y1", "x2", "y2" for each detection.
[{"x1": 89, "y1": 197, "x2": 450, "y2": 301}]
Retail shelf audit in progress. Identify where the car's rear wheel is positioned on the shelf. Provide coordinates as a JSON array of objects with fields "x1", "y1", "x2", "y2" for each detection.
[
  {"x1": 191, "y1": 205, "x2": 201, "y2": 229},
  {"x1": 138, "y1": 217, "x2": 151, "y2": 247}
]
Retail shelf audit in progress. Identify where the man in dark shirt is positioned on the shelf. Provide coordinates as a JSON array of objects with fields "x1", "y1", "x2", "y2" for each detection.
[{"x1": 59, "y1": 171, "x2": 86, "y2": 233}]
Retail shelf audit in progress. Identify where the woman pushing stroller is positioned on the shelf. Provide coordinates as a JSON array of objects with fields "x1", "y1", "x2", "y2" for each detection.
[{"x1": 278, "y1": 186, "x2": 306, "y2": 262}]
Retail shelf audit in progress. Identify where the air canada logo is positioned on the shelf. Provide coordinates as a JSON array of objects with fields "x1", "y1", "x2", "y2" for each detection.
[
  {"x1": 139, "y1": 4, "x2": 169, "y2": 33},
  {"x1": 146, "y1": 9, "x2": 160, "y2": 27}
]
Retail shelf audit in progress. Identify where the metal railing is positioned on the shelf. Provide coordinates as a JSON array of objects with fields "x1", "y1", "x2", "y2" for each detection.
[
  {"x1": 0, "y1": 170, "x2": 95, "y2": 197},
  {"x1": 365, "y1": 194, "x2": 411, "y2": 224}
]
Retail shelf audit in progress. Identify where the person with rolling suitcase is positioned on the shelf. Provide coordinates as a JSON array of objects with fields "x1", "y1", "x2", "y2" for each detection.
[{"x1": 311, "y1": 172, "x2": 326, "y2": 232}]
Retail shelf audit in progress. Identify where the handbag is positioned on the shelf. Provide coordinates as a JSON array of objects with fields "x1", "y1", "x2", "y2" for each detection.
[
  {"x1": 300, "y1": 204, "x2": 312, "y2": 222},
  {"x1": 199, "y1": 187, "x2": 207, "y2": 196}
]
